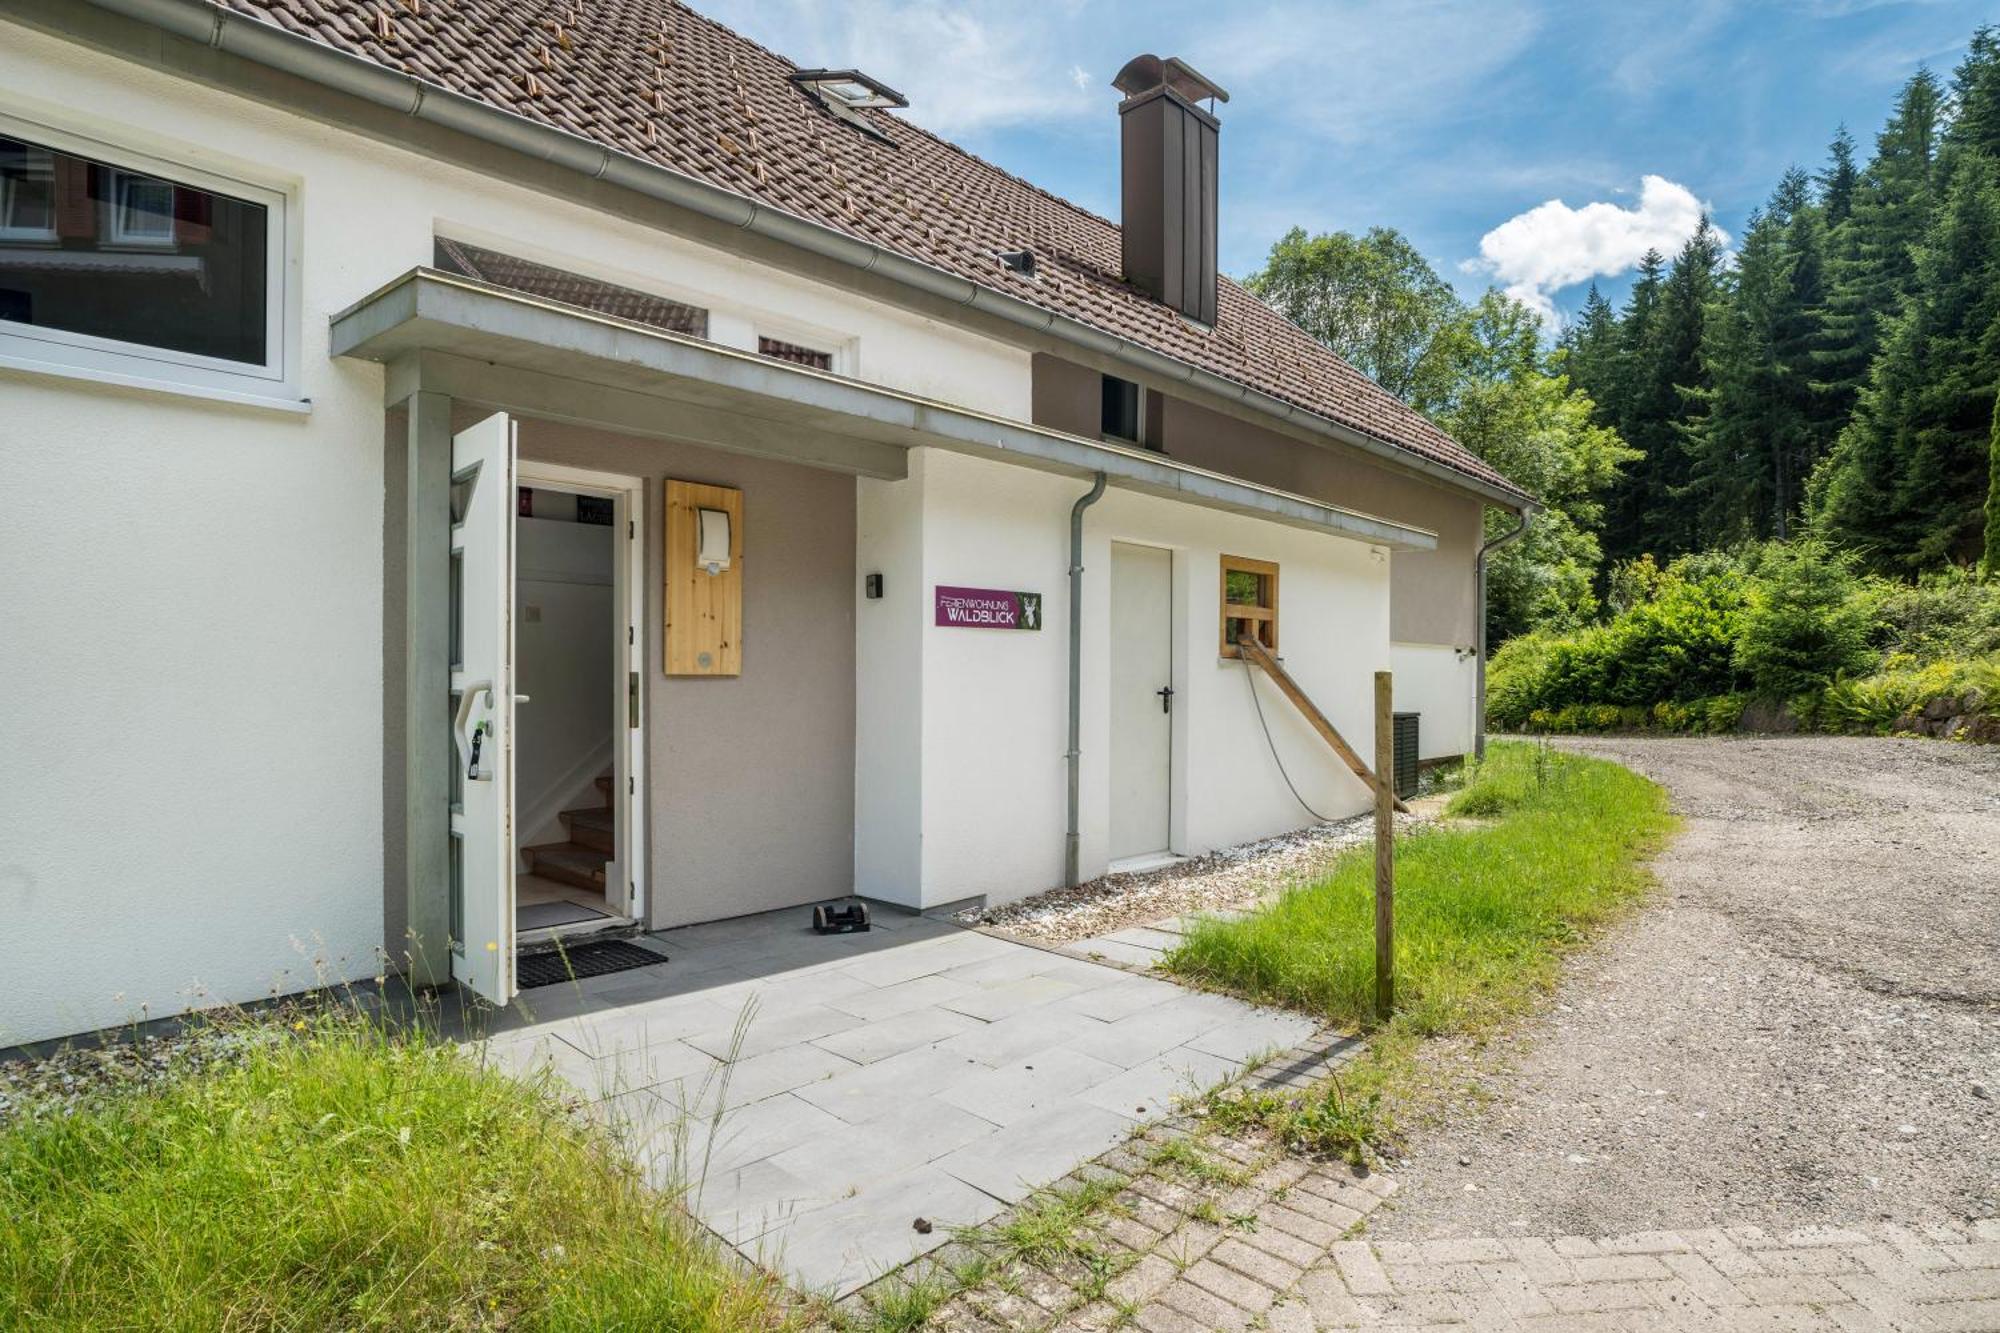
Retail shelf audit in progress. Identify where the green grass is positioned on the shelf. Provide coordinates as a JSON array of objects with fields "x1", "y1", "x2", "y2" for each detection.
[
  {"x1": 1145, "y1": 1136, "x2": 1247, "y2": 1187},
  {"x1": 1167, "y1": 741, "x2": 1675, "y2": 1037},
  {"x1": 0, "y1": 1011, "x2": 792, "y2": 1331},
  {"x1": 966, "y1": 1174, "x2": 1127, "y2": 1271}
]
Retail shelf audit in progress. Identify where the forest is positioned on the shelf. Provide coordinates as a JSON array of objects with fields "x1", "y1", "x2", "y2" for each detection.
[{"x1": 1248, "y1": 24, "x2": 2000, "y2": 740}]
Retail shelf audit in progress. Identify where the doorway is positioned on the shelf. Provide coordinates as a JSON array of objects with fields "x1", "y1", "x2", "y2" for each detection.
[
  {"x1": 513, "y1": 460, "x2": 646, "y2": 949},
  {"x1": 446, "y1": 411, "x2": 648, "y2": 1005},
  {"x1": 1109, "y1": 542, "x2": 1174, "y2": 863}
]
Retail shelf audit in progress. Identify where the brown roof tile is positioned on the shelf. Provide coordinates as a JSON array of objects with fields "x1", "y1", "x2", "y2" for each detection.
[{"x1": 215, "y1": 0, "x2": 1526, "y2": 501}]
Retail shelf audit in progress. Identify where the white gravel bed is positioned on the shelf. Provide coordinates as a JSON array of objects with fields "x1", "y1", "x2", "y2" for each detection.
[
  {"x1": 0, "y1": 1022, "x2": 287, "y2": 1125},
  {"x1": 966, "y1": 808, "x2": 1434, "y2": 946}
]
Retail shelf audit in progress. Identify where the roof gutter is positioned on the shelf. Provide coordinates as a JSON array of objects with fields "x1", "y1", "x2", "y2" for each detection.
[{"x1": 73, "y1": 0, "x2": 1532, "y2": 514}]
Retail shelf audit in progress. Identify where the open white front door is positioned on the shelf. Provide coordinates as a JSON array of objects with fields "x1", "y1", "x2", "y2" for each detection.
[{"x1": 449, "y1": 413, "x2": 517, "y2": 1004}]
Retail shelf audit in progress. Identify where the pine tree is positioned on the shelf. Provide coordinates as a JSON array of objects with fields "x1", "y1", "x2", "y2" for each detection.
[
  {"x1": 1814, "y1": 70, "x2": 1945, "y2": 430},
  {"x1": 1984, "y1": 392, "x2": 2000, "y2": 577},
  {"x1": 1558, "y1": 283, "x2": 1621, "y2": 417},
  {"x1": 1817, "y1": 126, "x2": 1859, "y2": 226},
  {"x1": 1947, "y1": 26, "x2": 2000, "y2": 164},
  {"x1": 1687, "y1": 203, "x2": 1799, "y2": 541},
  {"x1": 1814, "y1": 151, "x2": 2000, "y2": 569},
  {"x1": 1603, "y1": 223, "x2": 1724, "y2": 561},
  {"x1": 1787, "y1": 225, "x2": 1838, "y2": 504}
]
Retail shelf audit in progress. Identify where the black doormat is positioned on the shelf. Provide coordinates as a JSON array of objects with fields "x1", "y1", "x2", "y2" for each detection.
[{"x1": 517, "y1": 939, "x2": 667, "y2": 989}]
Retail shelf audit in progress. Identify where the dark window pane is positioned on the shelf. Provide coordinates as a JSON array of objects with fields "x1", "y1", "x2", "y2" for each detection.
[
  {"x1": 1224, "y1": 569, "x2": 1265, "y2": 605},
  {"x1": 0, "y1": 135, "x2": 267, "y2": 365},
  {"x1": 757, "y1": 335, "x2": 833, "y2": 370},
  {"x1": 434, "y1": 237, "x2": 708, "y2": 338},
  {"x1": 1101, "y1": 374, "x2": 1140, "y2": 441}
]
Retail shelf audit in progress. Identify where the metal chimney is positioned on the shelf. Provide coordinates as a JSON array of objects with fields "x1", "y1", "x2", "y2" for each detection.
[{"x1": 1114, "y1": 54, "x2": 1229, "y2": 327}]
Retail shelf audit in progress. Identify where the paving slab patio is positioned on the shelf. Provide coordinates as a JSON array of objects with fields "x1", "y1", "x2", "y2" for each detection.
[{"x1": 473, "y1": 904, "x2": 1316, "y2": 1295}]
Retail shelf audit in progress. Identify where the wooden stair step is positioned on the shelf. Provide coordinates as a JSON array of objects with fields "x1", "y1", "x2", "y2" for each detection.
[
  {"x1": 560, "y1": 805, "x2": 614, "y2": 853},
  {"x1": 592, "y1": 773, "x2": 614, "y2": 805},
  {"x1": 523, "y1": 841, "x2": 608, "y2": 890}
]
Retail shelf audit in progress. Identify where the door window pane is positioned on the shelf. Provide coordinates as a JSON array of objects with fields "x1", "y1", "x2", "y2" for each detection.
[{"x1": 0, "y1": 133, "x2": 268, "y2": 365}]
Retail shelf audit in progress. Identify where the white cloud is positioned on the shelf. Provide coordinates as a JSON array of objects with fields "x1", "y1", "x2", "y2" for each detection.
[
  {"x1": 691, "y1": 0, "x2": 1097, "y2": 136},
  {"x1": 1464, "y1": 176, "x2": 1722, "y2": 322}
]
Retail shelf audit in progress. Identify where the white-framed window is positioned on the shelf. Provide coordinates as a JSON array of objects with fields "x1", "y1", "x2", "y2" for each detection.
[
  {"x1": 0, "y1": 112, "x2": 294, "y2": 402},
  {"x1": 108, "y1": 170, "x2": 177, "y2": 247},
  {"x1": 0, "y1": 140, "x2": 58, "y2": 242}
]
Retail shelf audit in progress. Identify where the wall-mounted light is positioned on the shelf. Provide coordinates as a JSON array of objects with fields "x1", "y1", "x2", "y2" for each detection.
[{"x1": 697, "y1": 507, "x2": 732, "y2": 574}]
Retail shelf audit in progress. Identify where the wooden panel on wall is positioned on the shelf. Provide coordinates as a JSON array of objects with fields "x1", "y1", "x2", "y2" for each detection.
[{"x1": 665, "y1": 479, "x2": 743, "y2": 676}]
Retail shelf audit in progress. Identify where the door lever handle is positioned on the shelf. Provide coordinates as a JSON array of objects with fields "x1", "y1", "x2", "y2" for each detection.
[
  {"x1": 453, "y1": 682, "x2": 494, "y2": 782},
  {"x1": 1157, "y1": 685, "x2": 1175, "y2": 714}
]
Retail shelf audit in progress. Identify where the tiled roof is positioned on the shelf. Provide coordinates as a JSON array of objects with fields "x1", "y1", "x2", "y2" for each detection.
[{"x1": 215, "y1": 0, "x2": 1527, "y2": 501}]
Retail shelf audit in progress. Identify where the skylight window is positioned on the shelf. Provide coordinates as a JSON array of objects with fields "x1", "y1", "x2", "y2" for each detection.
[{"x1": 788, "y1": 68, "x2": 907, "y2": 143}]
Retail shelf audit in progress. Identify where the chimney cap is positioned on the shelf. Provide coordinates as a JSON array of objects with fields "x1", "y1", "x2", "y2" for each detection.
[{"x1": 1112, "y1": 54, "x2": 1229, "y2": 106}]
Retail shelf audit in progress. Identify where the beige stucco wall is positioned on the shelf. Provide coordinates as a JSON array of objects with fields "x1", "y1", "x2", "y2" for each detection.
[
  {"x1": 505, "y1": 417, "x2": 858, "y2": 930},
  {"x1": 1030, "y1": 354, "x2": 1484, "y2": 649}
]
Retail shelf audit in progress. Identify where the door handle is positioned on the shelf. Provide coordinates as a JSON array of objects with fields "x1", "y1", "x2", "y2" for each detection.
[
  {"x1": 1157, "y1": 685, "x2": 1175, "y2": 714},
  {"x1": 453, "y1": 682, "x2": 493, "y2": 782}
]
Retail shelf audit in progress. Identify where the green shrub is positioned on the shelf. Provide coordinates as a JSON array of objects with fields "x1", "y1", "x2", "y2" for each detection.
[
  {"x1": 1485, "y1": 630, "x2": 1562, "y2": 730},
  {"x1": 1487, "y1": 539, "x2": 2000, "y2": 740},
  {"x1": 1817, "y1": 659, "x2": 1971, "y2": 733},
  {"x1": 1968, "y1": 658, "x2": 2000, "y2": 714},
  {"x1": 1505, "y1": 573, "x2": 1746, "y2": 716},
  {"x1": 1861, "y1": 567, "x2": 2000, "y2": 663},
  {"x1": 1702, "y1": 694, "x2": 1747, "y2": 732},
  {"x1": 1733, "y1": 540, "x2": 1875, "y2": 699}
]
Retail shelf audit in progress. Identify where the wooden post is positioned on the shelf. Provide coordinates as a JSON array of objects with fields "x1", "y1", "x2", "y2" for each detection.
[{"x1": 1374, "y1": 670, "x2": 1395, "y2": 1022}]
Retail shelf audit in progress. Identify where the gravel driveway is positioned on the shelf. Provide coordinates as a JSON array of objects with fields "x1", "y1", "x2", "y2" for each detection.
[{"x1": 1373, "y1": 735, "x2": 2000, "y2": 1240}]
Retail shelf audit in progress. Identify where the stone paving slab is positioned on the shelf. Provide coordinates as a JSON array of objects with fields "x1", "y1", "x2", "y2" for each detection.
[{"x1": 473, "y1": 904, "x2": 1315, "y2": 1297}]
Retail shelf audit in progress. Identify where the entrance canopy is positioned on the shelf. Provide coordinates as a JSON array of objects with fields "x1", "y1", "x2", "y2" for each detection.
[{"x1": 332, "y1": 269, "x2": 1437, "y2": 552}]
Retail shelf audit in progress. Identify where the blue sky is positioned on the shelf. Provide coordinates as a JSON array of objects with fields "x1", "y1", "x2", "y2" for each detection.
[{"x1": 689, "y1": 0, "x2": 1989, "y2": 327}]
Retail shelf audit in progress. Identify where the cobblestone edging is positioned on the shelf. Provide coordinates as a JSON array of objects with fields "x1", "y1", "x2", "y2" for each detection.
[
  {"x1": 830, "y1": 1031, "x2": 1379, "y2": 1330},
  {"x1": 829, "y1": 1025, "x2": 2000, "y2": 1332},
  {"x1": 1262, "y1": 1220, "x2": 2000, "y2": 1332}
]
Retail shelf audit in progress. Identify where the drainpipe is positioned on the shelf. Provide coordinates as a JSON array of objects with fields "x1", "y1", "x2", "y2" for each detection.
[
  {"x1": 1474, "y1": 508, "x2": 1533, "y2": 759},
  {"x1": 1065, "y1": 473, "x2": 1109, "y2": 888}
]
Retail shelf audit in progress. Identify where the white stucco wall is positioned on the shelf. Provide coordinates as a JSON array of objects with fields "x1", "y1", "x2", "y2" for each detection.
[
  {"x1": 875, "y1": 449, "x2": 1391, "y2": 911},
  {"x1": 1391, "y1": 643, "x2": 1478, "y2": 762},
  {"x1": 0, "y1": 22, "x2": 1033, "y2": 1044},
  {"x1": 853, "y1": 455, "x2": 928, "y2": 907}
]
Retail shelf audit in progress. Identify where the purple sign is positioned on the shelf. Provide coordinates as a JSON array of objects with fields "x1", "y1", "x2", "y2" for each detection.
[{"x1": 934, "y1": 585, "x2": 1043, "y2": 630}]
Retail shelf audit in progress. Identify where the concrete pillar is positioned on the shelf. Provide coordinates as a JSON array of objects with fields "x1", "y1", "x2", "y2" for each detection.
[{"x1": 399, "y1": 388, "x2": 454, "y2": 987}]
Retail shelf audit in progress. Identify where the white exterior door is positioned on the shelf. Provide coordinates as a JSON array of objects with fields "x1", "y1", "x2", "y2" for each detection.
[
  {"x1": 1109, "y1": 542, "x2": 1173, "y2": 861},
  {"x1": 449, "y1": 413, "x2": 517, "y2": 1004}
]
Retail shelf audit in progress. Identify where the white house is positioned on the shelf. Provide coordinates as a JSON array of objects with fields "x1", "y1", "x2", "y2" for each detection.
[{"x1": 0, "y1": 0, "x2": 1533, "y2": 1046}]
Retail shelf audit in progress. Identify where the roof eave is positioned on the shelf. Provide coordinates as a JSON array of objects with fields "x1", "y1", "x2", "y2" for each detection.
[{"x1": 67, "y1": 0, "x2": 1532, "y2": 513}]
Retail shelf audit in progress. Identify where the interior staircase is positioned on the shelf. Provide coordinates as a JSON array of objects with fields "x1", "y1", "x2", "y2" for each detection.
[{"x1": 522, "y1": 772, "x2": 614, "y2": 893}]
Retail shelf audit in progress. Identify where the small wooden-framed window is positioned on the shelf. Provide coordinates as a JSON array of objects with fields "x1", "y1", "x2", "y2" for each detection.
[{"x1": 1219, "y1": 554, "x2": 1278, "y2": 657}]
